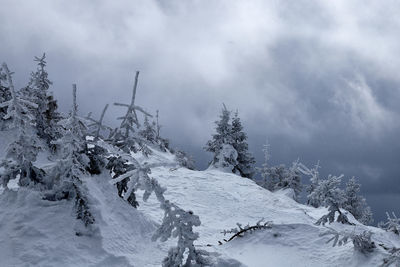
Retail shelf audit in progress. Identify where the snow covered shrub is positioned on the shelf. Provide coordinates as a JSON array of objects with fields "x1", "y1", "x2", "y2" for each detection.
[
  {"x1": 205, "y1": 105, "x2": 254, "y2": 178},
  {"x1": 379, "y1": 212, "x2": 400, "y2": 235},
  {"x1": 320, "y1": 228, "x2": 375, "y2": 254},
  {"x1": 343, "y1": 177, "x2": 373, "y2": 225},
  {"x1": 220, "y1": 219, "x2": 273, "y2": 243},
  {"x1": 175, "y1": 150, "x2": 196, "y2": 170},
  {"x1": 311, "y1": 174, "x2": 352, "y2": 225}
]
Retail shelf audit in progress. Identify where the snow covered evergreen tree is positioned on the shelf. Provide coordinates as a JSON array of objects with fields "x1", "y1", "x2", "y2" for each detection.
[
  {"x1": 205, "y1": 104, "x2": 255, "y2": 175},
  {"x1": 45, "y1": 85, "x2": 95, "y2": 231},
  {"x1": 112, "y1": 71, "x2": 152, "y2": 154},
  {"x1": 279, "y1": 160, "x2": 302, "y2": 200},
  {"x1": 343, "y1": 177, "x2": 373, "y2": 225},
  {"x1": 298, "y1": 161, "x2": 321, "y2": 207},
  {"x1": 256, "y1": 144, "x2": 302, "y2": 200},
  {"x1": 311, "y1": 174, "x2": 352, "y2": 225},
  {"x1": 0, "y1": 63, "x2": 44, "y2": 188},
  {"x1": 379, "y1": 212, "x2": 400, "y2": 235},
  {"x1": 21, "y1": 54, "x2": 60, "y2": 150},
  {"x1": 231, "y1": 110, "x2": 255, "y2": 178},
  {"x1": 0, "y1": 65, "x2": 12, "y2": 129},
  {"x1": 174, "y1": 150, "x2": 196, "y2": 170},
  {"x1": 139, "y1": 115, "x2": 157, "y2": 144}
]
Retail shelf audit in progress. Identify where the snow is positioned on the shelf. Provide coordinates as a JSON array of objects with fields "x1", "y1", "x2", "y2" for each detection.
[{"x1": 1, "y1": 129, "x2": 399, "y2": 266}]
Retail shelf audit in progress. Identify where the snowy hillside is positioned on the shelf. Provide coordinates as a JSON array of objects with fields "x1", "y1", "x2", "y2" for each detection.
[{"x1": 1, "y1": 132, "x2": 399, "y2": 266}]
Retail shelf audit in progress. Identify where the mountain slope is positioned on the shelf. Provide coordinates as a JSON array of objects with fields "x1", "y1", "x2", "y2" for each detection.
[{"x1": 0, "y1": 131, "x2": 399, "y2": 266}]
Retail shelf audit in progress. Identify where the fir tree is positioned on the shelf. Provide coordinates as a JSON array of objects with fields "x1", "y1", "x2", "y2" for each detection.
[
  {"x1": 298, "y1": 161, "x2": 321, "y2": 207},
  {"x1": 257, "y1": 144, "x2": 302, "y2": 200},
  {"x1": 204, "y1": 104, "x2": 237, "y2": 171},
  {"x1": 22, "y1": 54, "x2": 60, "y2": 149},
  {"x1": 46, "y1": 85, "x2": 95, "y2": 230},
  {"x1": 343, "y1": 177, "x2": 373, "y2": 225},
  {"x1": 231, "y1": 110, "x2": 255, "y2": 178},
  {"x1": 0, "y1": 63, "x2": 44, "y2": 188},
  {"x1": 0, "y1": 65, "x2": 12, "y2": 129},
  {"x1": 139, "y1": 115, "x2": 156, "y2": 144},
  {"x1": 312, "y1": 174, "x2": 352, "y2": 225}
]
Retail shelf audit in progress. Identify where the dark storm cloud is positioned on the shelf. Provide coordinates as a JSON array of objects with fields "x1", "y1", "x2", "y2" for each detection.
[{"x1": 0, "y1": 0, "x2": 399, "y2": 223}]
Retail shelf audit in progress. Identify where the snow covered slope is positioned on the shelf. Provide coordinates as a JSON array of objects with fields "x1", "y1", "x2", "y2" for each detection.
[
  {"x1": 139, "y1": 167, "x2": 399, "y2": 267},
  {"x1": 0, "y1": 132, "x2": 399, "y2": 266}
]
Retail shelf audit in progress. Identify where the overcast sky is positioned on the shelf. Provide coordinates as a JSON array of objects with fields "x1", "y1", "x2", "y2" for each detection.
[{"x1": 1, "y1": 0, "x2": 399, "y2": 223}]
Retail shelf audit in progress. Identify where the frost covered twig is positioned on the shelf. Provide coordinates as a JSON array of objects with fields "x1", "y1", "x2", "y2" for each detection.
[{"x1": 220, "y1": 219, "x2": 273, "y2": 243}]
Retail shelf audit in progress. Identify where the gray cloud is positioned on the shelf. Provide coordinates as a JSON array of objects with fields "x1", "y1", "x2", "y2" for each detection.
[{"x1": 1, "y1": 0, "x2": 399, "y2": 223}]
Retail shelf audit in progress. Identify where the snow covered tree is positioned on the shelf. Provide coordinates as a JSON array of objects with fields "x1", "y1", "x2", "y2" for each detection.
[
  {"x1": 174, "y1": 150, "x2": 196, "y2": 170},
  {"x1": 311, "y1": 174, "x2": 352, "y2": 225},
  {"x1": 21, "y1": 54, "x2": 60, "y2": 149},
  {"x1": 298, "y1": 161, "x2": 321, "y2": 207},
  {"x1": 231, "y1": 110, "x2": 255, "y2": 178},
  {"x1": 86, "y1": 104, "x2": 113, "y2": 141},
  {"x1": 112, "y1": 71, "x2": 152, "y2": 154},
  {"x1": 256, "y1": 142, "x2": 273, "y2": 189},
  {"x1": 0, "y1": 65, "x2": 12, "y2": 129},
  {"x1": 45, "y1": 85, "x2": 95, "y2": 231},
  {"x1": 139, "y1": 115, "x2": 156, "y2": 144},
  {"x1": 379, "y1": 212, "x2": 400, "y2": 235},
  {"x1": 205, "y1": 104, "x2": 233, "y2": 165},
  {"x1": 205, "y1": 104, "x2": 253, "y2": 174},
  {"x1": 0, "y1": 63, "x2": 44, "y2": 188},
  {"x1": 256, "y1": 144, "x2": 302, "y2": 200},
  {"x1": 343, "y1": 177, "x2": 373, "y2": 225},
  {"x1": 279, "y1": 160, "x2": 302, "y2": 200}
]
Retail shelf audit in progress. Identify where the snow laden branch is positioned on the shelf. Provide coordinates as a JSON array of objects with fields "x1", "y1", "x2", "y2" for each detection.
[
  {"x1": 104, "y1": 142, "x2": 210, "y2": 266},
  {"x1": 219, "y1": 219, "x2": 273, "y2": 244},
  {"x1": 320, "y1": 227, "x2": 376, "y2": 254}
]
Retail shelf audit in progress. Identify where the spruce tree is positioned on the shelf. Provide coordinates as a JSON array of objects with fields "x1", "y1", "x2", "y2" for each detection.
[
  {"x1": 139, "y1": 115, "x2": 156, "y2": 144},
  {"x1": 231, "y1": 110, "x2": 255, "y2": 178},
  {"x1": 47, "y1": 85, "x2": 95, "y2": 229},
  {"x1": 22, "y1": 54, "x2": 59, "y2": 149},
  {"x1": 343, "y1": 177, "x2": 373, "y2": 225},
  {"x1": 0, "y1": 65, "x2": 12, "y2": 129},
  {"x1": 204, "y1": 104, "x2": 237, "y2": 170},
  {"x1": 0, "y1": 63, "x2": 44, "y2": 188}
]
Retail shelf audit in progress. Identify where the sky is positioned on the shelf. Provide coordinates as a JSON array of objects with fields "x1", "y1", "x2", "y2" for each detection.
[{"x1": 0, "y1": 0, "x2": 399, "y2": 223}]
